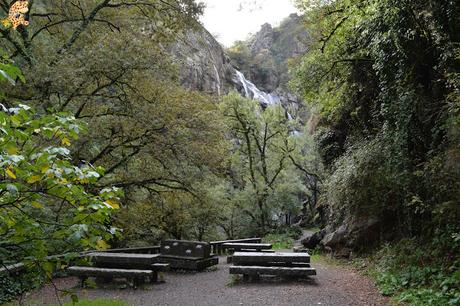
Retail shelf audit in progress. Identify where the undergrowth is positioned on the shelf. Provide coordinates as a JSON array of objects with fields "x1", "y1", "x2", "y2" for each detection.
[
  {"x1": 358, "y1": 228, "x2": 460, "y2": 305},
  {"x1": 263, "y1": 233, "x2": 294, "y2": 250},
  {"x1": 263, "y1": 225, "x2": 302, "y2": 250},
  {"x1": 0, "y1": 272, "x2": 42, "y2": 305}
]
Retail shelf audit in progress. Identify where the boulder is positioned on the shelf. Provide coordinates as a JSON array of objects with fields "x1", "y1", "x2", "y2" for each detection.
[
  {"x1": 318, "y1": 217, "x2": 381, "y2": 258},
  {"x1": 301, "y1": 229, "x2": 326, "y2": 249},
  {"x1": 321, "y1": 224, "x2": 347, "y2": 249}
]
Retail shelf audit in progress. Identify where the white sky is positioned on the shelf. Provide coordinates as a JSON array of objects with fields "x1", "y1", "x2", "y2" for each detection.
[{"x1": 200, "y1": 0, "x2": 299, "y2": 47}]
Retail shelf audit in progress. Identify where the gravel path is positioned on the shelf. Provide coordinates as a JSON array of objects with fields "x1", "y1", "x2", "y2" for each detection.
[{"x1": 20, "y1": 257, "x2": 389, "y2": 306}]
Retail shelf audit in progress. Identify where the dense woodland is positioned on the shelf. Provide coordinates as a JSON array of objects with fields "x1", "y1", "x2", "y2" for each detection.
[{"x1": 0, "y1": 0, "x2": 459, "y2": 305}]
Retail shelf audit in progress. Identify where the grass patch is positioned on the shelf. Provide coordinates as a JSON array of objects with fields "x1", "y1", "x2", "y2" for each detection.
[
  {"x1": 263, "y1": 233, "x2": 294, "y2": 250},
  {"x1": 227, "y1": 275, "x2": 242, "y2": 287},
  {"x1": 310, "y1": 250, "x2": 345, "y2": 266}
]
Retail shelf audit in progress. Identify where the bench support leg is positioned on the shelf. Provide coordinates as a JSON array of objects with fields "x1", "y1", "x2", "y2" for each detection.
[
  {"x1": 149, "y1": 272, "x2": 158, "y2": 283},
  {"x1": 80, "y1": 276, "x2": 88, "y2": 288},
  {"x1": 132, "y1": 278, "x2": 140, "y2": 290},
  {"x1": 242, "y1": 274, "x2": 260, "y2": 282}
]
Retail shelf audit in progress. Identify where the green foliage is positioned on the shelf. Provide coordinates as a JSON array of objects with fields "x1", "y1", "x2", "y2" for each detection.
[
  {"x1": 294, "y1": 0, "x2": 460, "y2": 239},
  {"x1": 0, "y1": 270, "x2": 45, "y2": 305},
  {"x1": 0, "y1": 54, "x2": 121, "y2": 302},
  {"x1": 263, "y1": 233, "x2": 294, "y2": 250},
  {"x1": 293, "y1": 2, "x2": 460, "y2": 303},
  {"x1": 0, "y1": 53, "x2": 24, "y2": 87},
  {"x1": 263, "y1": 225, "x2": 302, "y2": 250},
  {"x1": 1, "y1": 1, "x2": 231, "y2": 247},
  {"x1": 0, "y1": 275, "x2": 22, "y2": 304},
  {"x1": 226, "y1": 41, "x2": 252, "y2": 76},
  {"x1": 0, "y1": 104, "x2": 121, "y2": 262},
  {"x1": 271, "y1": 225, "x2": 303, "y2": 240},
  {"x1": 220, "y1": 93, "x2": 309, "y2": 235},
  {"x1": 366, "y1": 230, "x2": 460, "y2": 305},
  {"x1": 116, "y1": 186, "x2": 222, "y2": 243}
]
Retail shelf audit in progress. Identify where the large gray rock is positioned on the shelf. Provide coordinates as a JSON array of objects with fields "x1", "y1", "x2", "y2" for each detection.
[
  {"x1": 249, "y1": 23, "x2": 275, "y2": 55},
  {"x1": 171, "y1": 26, "x2": 235, "y2": 95},
  {"x1": 317, "y1": 217, "x2": 381, "y2": 258},
  {"x1": 301, "y1": 229, "x2": 326, "y2": 249}
]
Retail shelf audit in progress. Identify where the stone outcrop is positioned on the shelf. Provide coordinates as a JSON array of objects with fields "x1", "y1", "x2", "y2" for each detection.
[
  {"x1": 227, "y1": 13, "x2": 311, "y2": 119},
  {"x1": 249, "y1": 23, "x2": 275, "y2": 54},
  {"x1": 303, "y1": 217, "x2": 382, "y2": 258},
  {"x1": 171, "y1": 26, "x2": 236, "y2": 95}
]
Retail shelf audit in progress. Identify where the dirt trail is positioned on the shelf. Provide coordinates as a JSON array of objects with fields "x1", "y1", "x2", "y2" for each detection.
[{"x1": 20, "y1": 234, "x2": 389, "y2": 306}]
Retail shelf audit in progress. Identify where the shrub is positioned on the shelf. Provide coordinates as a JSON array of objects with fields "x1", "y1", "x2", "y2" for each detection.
[
  {"x1": 263, "y1": 233, "x2": 295, "y2": 250},
  {"x1": 366, "y1": 228, "x2": 460, "y2": 305}
]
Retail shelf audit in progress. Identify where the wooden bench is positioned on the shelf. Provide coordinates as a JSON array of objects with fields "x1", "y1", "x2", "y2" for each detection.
[
  {"x1": 229, "y1": 252, "x2": 316, "y2": 280},
  {"x1": 223, "y1": 243, "x2": 273, "y2": 263},
  {"x1": 158, "y1": 240, "x2": 219, "y2": 271}
]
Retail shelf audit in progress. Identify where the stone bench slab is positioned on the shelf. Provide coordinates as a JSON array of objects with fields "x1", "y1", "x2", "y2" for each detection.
[
  {"x1": 88, "y1": 252, "x2": 161, "y2": 270},
  {"x1": 229, "y1": 265, "x2": 317, "y2": 277},
  {"x1": 152, "y1": 263, "x2": 170, "y2": 272},
  {"x1": 233, "y1": 252, "x2": 310, "y2": 264},
  {"x1": 67, "y1": 266, "x2": 153, "y2": 278},
  {"x1": 158, "y1": 256, "x2": 218, "y2": 271},
  {"x1": 67, "y1": 266, "x2": 158, "y2": 288},
  {"x1": 223, "y1": 243, "x2": 272, "y2": 250}
]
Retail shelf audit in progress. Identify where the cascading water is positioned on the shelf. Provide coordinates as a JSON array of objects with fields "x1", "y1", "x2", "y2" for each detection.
[
  {"x1": 233, "y1": 69, "x2": 302, "y2": 136},
  {"x1": 234, "y1": 70, "x2": 280, "y2": 107}
]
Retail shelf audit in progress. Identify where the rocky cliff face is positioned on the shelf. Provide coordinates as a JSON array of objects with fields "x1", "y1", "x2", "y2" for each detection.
[
  {"x1": 226, "y1": 14, "x2": 311, "y2": 120},
  {"x1": 247, "y1": 14, "x2": 310, "y2": 92},
  {"x1": 171, "y1": 26, "x2": 235, "y2": 95},
  {"x1": 172, "y1": 14, "x2": 311, "y2": 122}
]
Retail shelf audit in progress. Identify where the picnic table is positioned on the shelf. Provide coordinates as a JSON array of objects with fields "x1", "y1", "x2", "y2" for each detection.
[
  {"x1": 222, "y1": 243, "x2": 273, "y2": 252},
  {"x1": 223, "y1": 243, "x2": 274, "y2": 263},
  {"x1": 229, "y1": 251, "x2": 316, "y2": 280},
  {"x1": 67, "y1": 252, "x2": 169, "y2": 288},
  {"x1": 158, "y1": 240, "x2": 219, "y2": 270},
  {"x1": 88, "y1": 252, "x2": 165, "y2": 270}
]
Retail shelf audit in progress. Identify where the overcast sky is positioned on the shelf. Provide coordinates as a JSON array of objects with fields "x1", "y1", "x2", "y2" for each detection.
[{"x1": 200, "y1": 0, "x2": 299, "y2": 47}]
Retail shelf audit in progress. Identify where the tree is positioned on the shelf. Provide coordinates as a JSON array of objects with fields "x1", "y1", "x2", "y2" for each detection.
[
  {"x1": 1, "y1": 1, "x2": 230, "y2": 244},
  {"x1": 293, "y1": 0, "x2": 460, "y2": 238},
  {"x1": 0, "y1": 58, "x2": 121, "y2": 284},
  {"x1": 220, "y1": 93, "x2": 306, "y2": 234}
]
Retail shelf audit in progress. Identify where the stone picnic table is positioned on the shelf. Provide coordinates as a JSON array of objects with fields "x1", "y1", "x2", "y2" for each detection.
[
  {"x1": 222, "y1": 243, "x2": 274, "y2": 263},
  {"x1": 222, "y1": 243, "x2": 273, "y2": 252},
  {"x1": 67, "y1": 252, "x2": 169, "y2": 288},
  {"x1": 87, "y1": 252, "x2": 163, "y2": 270},
  {"x1": 230, "y1": 251, "x2": 316, "y2": 280},
  {"x1": 232, "y1": 252, "x2": 311, "y2": 265}
]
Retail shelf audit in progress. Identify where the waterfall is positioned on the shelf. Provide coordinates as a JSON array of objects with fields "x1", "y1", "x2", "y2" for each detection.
[
  {"x1": 234, "y1": 70, "x2": 280, "y2": 107},
  {"x1": 233, "y1": 69, "x2": 301, "y2": 136}
]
